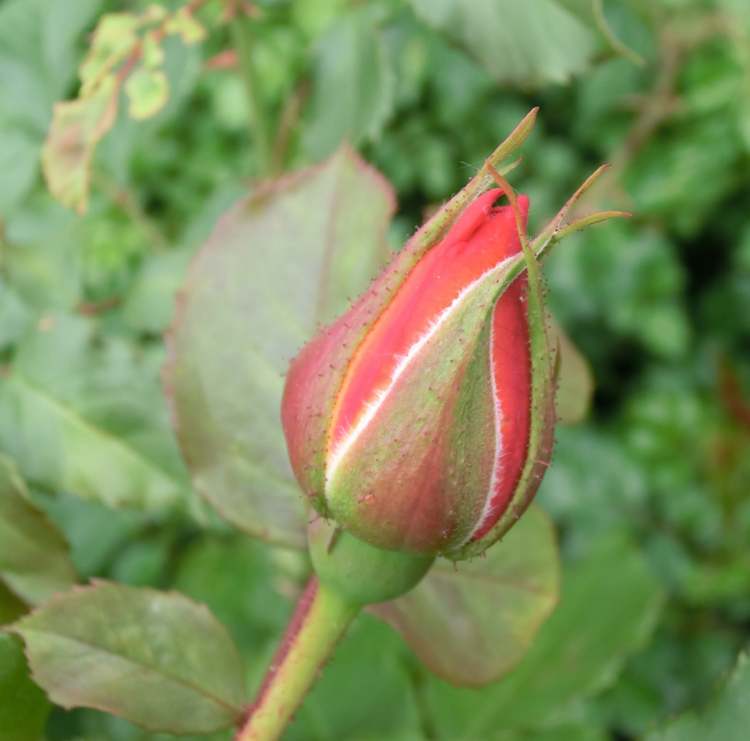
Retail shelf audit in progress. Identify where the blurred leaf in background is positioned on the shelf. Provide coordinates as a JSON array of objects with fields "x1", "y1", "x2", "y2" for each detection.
[
  {"x1": 0, "y1": 0, "x2": 101, "y2": 215},
  {"x1": 0, "y1": 315, "x2": 190, "y2": 513},
  {"x1": 0, "y1": 457, "x2": 76, "y2": 605}
]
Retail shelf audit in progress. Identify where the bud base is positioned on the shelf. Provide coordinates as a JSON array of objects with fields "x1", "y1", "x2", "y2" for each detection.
[{"x1": 308, "y1": 517, "x2": 434, "y2": 605}]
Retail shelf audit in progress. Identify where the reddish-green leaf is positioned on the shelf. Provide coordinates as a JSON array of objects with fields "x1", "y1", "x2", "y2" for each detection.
[
  {"x1": 425, "y1": 535, "x2": 664, "y2": 738},
  {"x1": 165, "y1": 147, "x2": 395, "y2": 548},
  {"x1": 374, "y1": 506, "x2": 559, "y2": 686},
  {"x1": 14, "y1": 582, "x2": 246, "y2": 734}
]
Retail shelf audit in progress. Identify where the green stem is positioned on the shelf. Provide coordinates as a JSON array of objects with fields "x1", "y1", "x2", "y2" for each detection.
[
  {"x1": 235, "y1": 577, "x2": 360, "y2": 741},
  {"x1": 231, "y1": 16, "x2": 273, "y2": 177}
]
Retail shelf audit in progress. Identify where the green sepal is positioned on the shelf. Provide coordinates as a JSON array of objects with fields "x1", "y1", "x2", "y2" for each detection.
[
  {"x1": 447, "y1": 179, "x2": 557, "y2": 560},
  {"x1": 308, "y1": 517, "x2": 434, "y2": 605}
]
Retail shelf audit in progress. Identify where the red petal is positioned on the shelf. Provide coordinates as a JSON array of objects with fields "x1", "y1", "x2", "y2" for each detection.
[
  {"x1": 329, "y1": 190, "x2": 529, "y2": 468},
  {"x1": 470, "y1": 273, "x2": 531, "y2": 540}
]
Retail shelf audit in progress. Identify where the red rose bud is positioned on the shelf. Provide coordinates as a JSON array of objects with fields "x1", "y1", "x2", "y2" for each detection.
[
  {"x1": 282, "y1": 178, "x2": 557, "y2": 560},
  {"x1": 281, "y1": 112, "x2": 570, "y2": 559}
]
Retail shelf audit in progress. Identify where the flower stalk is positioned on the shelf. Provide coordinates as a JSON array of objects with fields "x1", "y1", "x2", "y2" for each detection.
[
  {"x1": 237, "y1": 522, "x2": 433, "y2": 741},
  {"x1": 235, "y1": 577, "x2": 360, "y2": 741}
]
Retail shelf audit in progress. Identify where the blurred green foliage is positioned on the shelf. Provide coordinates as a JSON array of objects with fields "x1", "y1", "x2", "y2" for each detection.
[{"x1": 1, "y1": 0, "x2": 749, "y2": 738}]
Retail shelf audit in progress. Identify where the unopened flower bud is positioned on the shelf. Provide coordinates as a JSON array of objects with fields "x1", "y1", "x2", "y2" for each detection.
[{"x1": 282, "y1": 175, "x2": 555, "y2": 559}]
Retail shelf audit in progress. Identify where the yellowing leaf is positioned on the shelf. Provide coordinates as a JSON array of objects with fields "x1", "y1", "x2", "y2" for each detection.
[
  {"x1": 79, "y1": 13, "x2": 139, "y2": 95},
  {"x1": 165, "y1": 7, "x2": 207, "y2": 44},
  {"x1": 42, "y1": 75, "x2": 119, "y2": 214},
  {"x1": 141, "y1": 3, "x2": 168, "y2": 23},
  {"x1": 142, "y1": 30, "x2": 165, "y2": 69},
  {"x1": 125, "y1": 66, "x2": 169, "y2": 120}
]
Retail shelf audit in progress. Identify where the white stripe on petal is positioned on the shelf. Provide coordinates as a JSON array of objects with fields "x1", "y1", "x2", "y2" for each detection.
[{"x1": 325, "y1": 255, "x2": 514, "y2": 490}]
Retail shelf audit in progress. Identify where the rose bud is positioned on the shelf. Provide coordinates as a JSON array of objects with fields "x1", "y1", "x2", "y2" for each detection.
[
  {"x1": 281, "y1": 146, "x2": 560, "y2": 560},
  {"x1": 282, "y1": 109, "x2": 633, "y2": 560}
]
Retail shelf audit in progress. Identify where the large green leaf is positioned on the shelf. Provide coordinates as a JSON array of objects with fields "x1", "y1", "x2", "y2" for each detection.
[
  {"x1": 1, "y1": 199, "x2": 83, "y2": 312},
  {"x1": 410, "y1": 0, "x2": 598, "y2": 87},
  {"x1": 303, "y1": 9, "x2": 395, "y2": 158},
  {"x1": 0, "y1": 457, "x2": 76, "y2": 605},
  {"x1": 647, "y1": 651, "x2": 750, "y2": 741},
  {"x1": 165, "y1": 147, "x2": 395, "y2": 548},
  {"x1": 425, "y1": 535, "x2": 664, "y2": 737},
  {"x1": 0, "y1": 633, "x2": 50, "y2": 741},
  {"x1": 374, "y1": 506, "x2": 559, "y2": 686},
  {"x1": 0, "y1": 314, "x2": 190, "y2": 512},
  {"x1": 14, "y1": 582, "x2": 246, "y2": 734}
]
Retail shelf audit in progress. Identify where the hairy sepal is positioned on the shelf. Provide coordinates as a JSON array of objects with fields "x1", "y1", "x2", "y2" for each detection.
[{"x1": 448, "y1": 216, "x2": 556, "y2": 560}]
